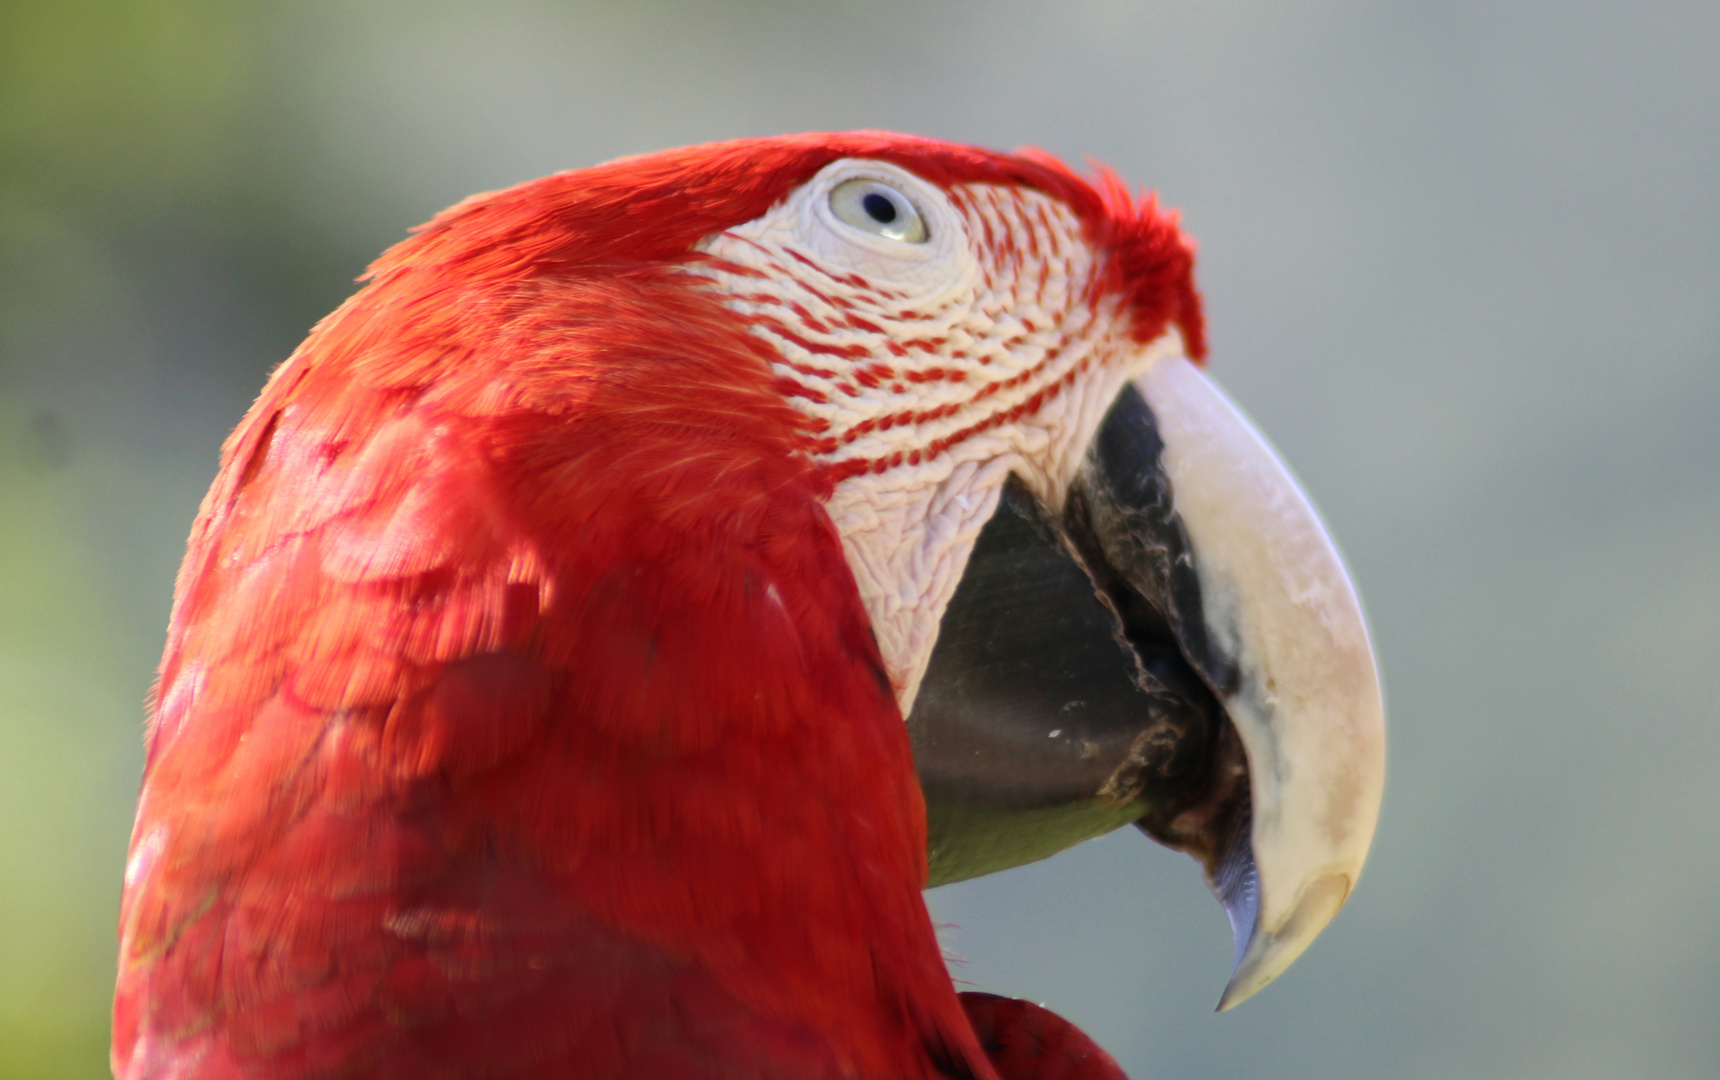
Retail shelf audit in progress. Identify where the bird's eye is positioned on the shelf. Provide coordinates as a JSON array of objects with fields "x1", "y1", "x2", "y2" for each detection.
[{"x1": 829, "y1": 178, "x2": 929, "y2": 243}]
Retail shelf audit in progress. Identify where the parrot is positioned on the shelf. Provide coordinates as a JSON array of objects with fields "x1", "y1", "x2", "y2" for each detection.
[{"x1": 112, "y1": 132, "x2": 1385, "y2": 1080}]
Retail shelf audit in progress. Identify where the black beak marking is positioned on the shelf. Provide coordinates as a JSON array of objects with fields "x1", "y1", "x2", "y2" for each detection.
[
  {"x1": 1071, "y1": 384, "x2": 1240, "y2": 700},
  {"x1": 911, "y1": 384, "x2": 1255, "y2": 899}
]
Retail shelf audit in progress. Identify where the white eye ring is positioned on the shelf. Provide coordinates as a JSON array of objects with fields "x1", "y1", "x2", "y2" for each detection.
[{"x1": 829, "y1": 178, "x2": 929, "y2": 244}]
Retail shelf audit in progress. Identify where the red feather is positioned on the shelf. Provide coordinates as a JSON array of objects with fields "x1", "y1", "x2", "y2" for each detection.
[
  {"x1": 115, "y1": 133, "x2": 1182, "y2": 1079},
  {"x1": 959, "y1": 994, "x2": 1128, "y2": 1080}
]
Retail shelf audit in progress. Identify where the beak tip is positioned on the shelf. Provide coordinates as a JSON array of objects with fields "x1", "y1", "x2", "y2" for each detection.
[
  {"x1": 1214, "y1": 946, "x2": 1273, "y2": 1012},
  {"x1": 1213, "y1": 870, "x2": 1354, "y2": 1013}
]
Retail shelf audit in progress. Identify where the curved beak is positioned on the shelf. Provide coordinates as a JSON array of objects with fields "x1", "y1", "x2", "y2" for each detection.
[{"x1": 907, "y1": 353, "x2": 1385, "y2": 1010}]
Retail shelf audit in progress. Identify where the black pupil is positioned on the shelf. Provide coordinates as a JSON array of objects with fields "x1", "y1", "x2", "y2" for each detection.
[{"x1": 862, "y1": 191, "x2": 899, "y2": 224}]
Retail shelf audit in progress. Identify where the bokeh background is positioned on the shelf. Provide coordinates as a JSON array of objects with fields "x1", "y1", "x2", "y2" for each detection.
[{"x1": 3, "y1": 1, "x2": 1717, "y2": 1077}]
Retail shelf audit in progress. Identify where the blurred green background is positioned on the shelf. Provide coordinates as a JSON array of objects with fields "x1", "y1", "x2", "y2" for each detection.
[{"x1": 2, "y1": 2, "x2": 1716, "y2": 1078}]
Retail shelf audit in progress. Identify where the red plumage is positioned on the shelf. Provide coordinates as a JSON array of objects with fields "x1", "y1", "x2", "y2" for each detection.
[
  {"x1": 115, "y1": 133, "x2": 1191, "y2": 1079},
  {"x1": 958, "y1": 995, "x2": 1127, "y2": 1080}
]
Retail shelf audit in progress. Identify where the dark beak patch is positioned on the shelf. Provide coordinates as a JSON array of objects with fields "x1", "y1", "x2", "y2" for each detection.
[
  {"x1": 911, "y1": 390, "x2": 1250, "y2": 888},
  {"x1": 911, "y1": 361, "x2": 1385, "y2": 1009}
]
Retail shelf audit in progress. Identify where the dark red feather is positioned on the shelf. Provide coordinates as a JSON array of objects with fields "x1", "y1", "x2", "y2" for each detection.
[{"x1": 960, "y1": 994, "x2": 1129, "y2": 1080}]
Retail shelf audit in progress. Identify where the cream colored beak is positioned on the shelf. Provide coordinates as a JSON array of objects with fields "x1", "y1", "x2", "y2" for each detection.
[{"x1": 1131, "y1": 355, "x2": 1386, "y2": 1010}]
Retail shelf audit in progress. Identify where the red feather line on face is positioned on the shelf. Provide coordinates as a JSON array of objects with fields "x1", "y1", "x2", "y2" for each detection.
[{"x1": 117, "y1": 133, "x2": 1189, "y2": 1080}]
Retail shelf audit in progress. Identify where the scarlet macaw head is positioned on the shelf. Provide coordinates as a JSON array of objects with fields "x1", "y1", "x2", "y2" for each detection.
[{"x1": 116, "y1": 132, "x2": 1384, "y2": 1080}]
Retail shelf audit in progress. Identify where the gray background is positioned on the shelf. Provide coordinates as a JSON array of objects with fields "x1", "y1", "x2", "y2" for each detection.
[{"x1": 2, "y1": 2, "x2": 1716, "y2": 1077}]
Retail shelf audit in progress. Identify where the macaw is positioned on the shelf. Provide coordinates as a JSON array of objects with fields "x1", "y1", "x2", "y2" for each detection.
[{"x1": 112, "y1": 132, "x2": 1384, "y2": 1080}]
